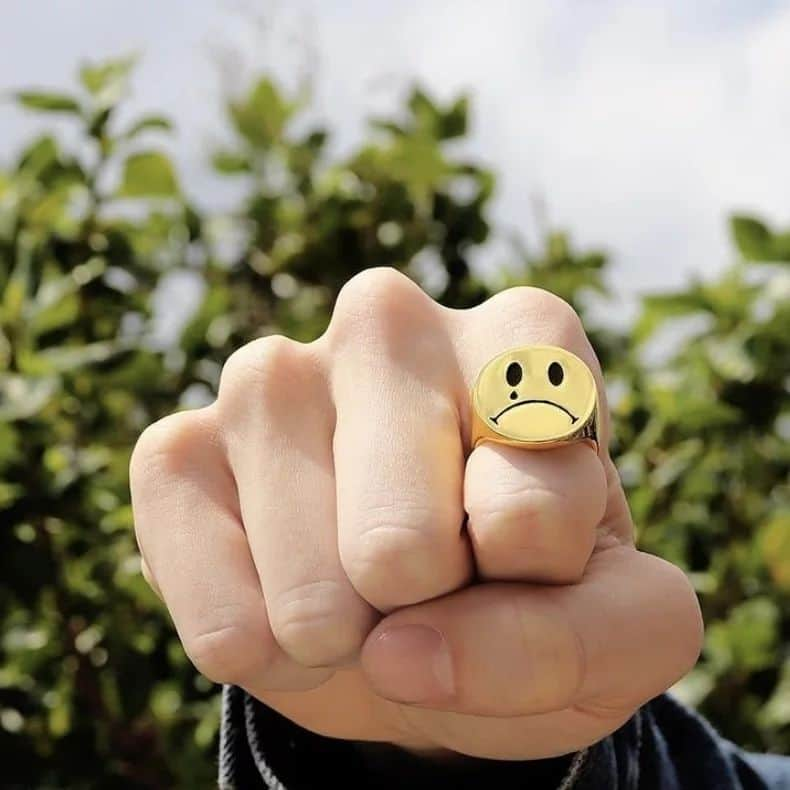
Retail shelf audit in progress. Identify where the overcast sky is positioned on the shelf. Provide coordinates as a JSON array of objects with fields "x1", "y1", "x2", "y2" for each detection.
[{"x1": 1, "y1": 0, "x2": 789, "y2": 299}]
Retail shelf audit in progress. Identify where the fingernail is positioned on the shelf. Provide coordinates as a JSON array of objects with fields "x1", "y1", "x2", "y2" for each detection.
[{"x1": 363, "y1": 624, "x2": 455, "y2": 704}]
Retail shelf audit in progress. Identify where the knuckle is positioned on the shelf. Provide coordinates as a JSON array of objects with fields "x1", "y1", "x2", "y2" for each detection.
[
  {"x1": 567, "y1": 618, "x2": 588, "y2": 704},
  {"x1": 183, "y1": 609, "x2": 273, "y2": 685},
  {"x1": 473, "y1": 484, "x2": 573, "y2": 546},
  {"x1": 269, "y1": 580, "x2": 370, "y2": 667},
  {"x1": 510, "y1": 599, "x2": 585, "y2": 711},
  {"x1": 216, "y1": 335, "x2": 308, "y2": 416},
  {"x1": 130, "y1": 409, "x2": 213, "y2": 487},
  {"x1": 470, "y1": 485, "x2": 558, "y2": 532},
  {"x1": 491, "y1": 286, "x2": 586, "y2": 345},
  {"x1": 469, "y1": 488, "x2": 590, "y2": 582},
  {"x1": 343, "y1": 502, "x2": 464, "y2": 606},
  {"x1": 327, "y1": 267, "x2": 430, "y2": 348},
  {"x1": 336, "y1": 267, "x2": 422, "y2": 316},
  {"x1": 219, "y1": 335, "x2": 301, "y2": 397}
]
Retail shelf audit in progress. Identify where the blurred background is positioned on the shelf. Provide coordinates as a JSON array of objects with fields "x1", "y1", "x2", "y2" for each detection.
[{"x1": 0, "y1": 1, "x2": 788, "y2": 787}]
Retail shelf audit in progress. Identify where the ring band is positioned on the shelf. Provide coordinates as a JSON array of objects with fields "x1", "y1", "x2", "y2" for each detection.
[{"x1": 470, "y1": 345, "x2": 599, "y2": 451}]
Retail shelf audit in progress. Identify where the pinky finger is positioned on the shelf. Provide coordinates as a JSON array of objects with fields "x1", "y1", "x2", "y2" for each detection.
[{"x1": 130, "y1": 408, "x2": 332, "y2": 693}]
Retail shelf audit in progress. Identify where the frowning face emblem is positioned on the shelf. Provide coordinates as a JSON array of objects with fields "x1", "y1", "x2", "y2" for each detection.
[{"x1": 471, "y1": 345, "x2": 598, "y2": 446}]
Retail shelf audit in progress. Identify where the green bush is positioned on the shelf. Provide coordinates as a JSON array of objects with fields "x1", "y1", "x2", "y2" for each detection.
[{"x1": 1, "y1": 58, "x2": 787, "y2": 788}]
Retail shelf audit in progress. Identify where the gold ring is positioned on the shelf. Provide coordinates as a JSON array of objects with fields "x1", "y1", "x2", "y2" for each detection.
[{"x1": 471, "y1": 345, "x2": 599, "y2": 451}]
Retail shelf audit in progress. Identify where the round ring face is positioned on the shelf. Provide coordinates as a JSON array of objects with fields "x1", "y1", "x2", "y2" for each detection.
[{"x1": 472, "y1": 345, "x2": 597, "y2": 445}]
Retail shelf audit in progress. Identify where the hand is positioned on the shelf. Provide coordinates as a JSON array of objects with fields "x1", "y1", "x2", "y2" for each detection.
[{"x1": 130, "y1": 268, "x2": 703, "y2": 760}]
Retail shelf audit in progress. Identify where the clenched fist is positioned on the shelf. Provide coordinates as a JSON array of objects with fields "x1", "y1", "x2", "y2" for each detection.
[{"x1": 130, "y1": 269, "x2": 703, "y2": 760}]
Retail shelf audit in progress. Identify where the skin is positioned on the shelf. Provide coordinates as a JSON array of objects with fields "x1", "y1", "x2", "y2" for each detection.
[{"x1": 130, "y1": 268, "x2": 704, "y2": 761}]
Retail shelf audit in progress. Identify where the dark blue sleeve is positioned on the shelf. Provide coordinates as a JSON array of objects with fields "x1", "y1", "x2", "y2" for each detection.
[{"x1": 218, "y1": 685, "x2": 790, "y2": 790}]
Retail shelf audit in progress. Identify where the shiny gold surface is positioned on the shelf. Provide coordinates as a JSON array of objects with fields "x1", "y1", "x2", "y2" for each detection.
[{"x1": 471, "y1": 345, "x2": 598, "y2": 450}]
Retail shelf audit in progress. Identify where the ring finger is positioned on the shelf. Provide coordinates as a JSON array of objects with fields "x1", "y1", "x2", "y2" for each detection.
[{"x1": 451, "y1": 287, "x2": 616, "y2": 583}]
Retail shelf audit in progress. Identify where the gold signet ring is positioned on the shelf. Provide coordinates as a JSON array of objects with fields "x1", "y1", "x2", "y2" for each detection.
[{"x1": 471, "y1": 345, "x2": 599, "y2": 451}]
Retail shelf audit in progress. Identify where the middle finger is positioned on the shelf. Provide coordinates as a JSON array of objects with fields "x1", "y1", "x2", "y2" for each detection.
[{"x1": 327, "y1": 269, "x2": 473, "y2": 613}]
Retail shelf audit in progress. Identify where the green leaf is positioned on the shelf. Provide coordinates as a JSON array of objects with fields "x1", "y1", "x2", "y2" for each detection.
[
  {"x1": 405, "y1": 88, "x2": 467, "y2": 140},
  {"x1": 305, "y1": 130, "x2": 328, "y2": 150},
  {"x1": 0, "y1": 481, "x2": 24, "y2": 509},
  {"x1": 117, "y1": 151, "x2": 179, "y2": 198},
  {"x1": 211, "y1": 150, "x2": 251, "y2": 174},
  {"x1": 771, "y1": 231, "x2": 790, "y2": 261},
  {"x1": 19, "y1": 340, "x2": 127, "y2": 375},
  {"x1": 27, "y1": 184, "x2": 74, "y2": 232},
  {"x1": 731, "y1": 215, "x2": 773, "y2": 261},
  {"x1": 649, "y1": 438, "x2": 703, "y2": 490},
  {"x1": 79, "y1": 55, "x2": 136, "y2": 103},
  {"x1": 369, "y1": 117, "x2": 406, "y2": 137},
  {"x1": 760, "y1": 511, "x2": 790, "y2": 591},
  {"x1": 87, "y1": 106, "x2": 113, "y2": 140},
  {"x1": 17, "y1": 135, "x2": 60, "y2": 177},
  {"x1": 1, "y1": 233, "x2": 35, "y2": 325},
  {"x1": 30, "y1": 257, "x2": 107, "y2": 336},
  {"x1": 704, "y1": 335, "x2": 757, "y2": 382},
  {"x1": 229, "y1": 77, "x2": 293, "y2": 148},
  {"x1": 761, "y1": 659, "x2": 790, "y2": 727},
  {"x1": 439, "y1": 95, "x2": 468, "y2": 139},
  {"x1": 48, "y1": 700, "x2": 72, "y2": 738},
  {"x1": 385, "y1": 134, "x2": 449, "y2": 211},
  {"x1": 15, "y1": 91, "x2": 81, "y2": 114},
  {"x1": 706, "y1": 597, "x2": 779, "y2": 673},
  {"x1": 180, "y1": 286, "x2": 231, "y2": 353},
  {"x1": 123, "y1": 115, "x2": 173, "y2": 139},
  {"x1": 633, "y1": 290, "x2": 709, "y2": 342},
  {"x1": 408, "y1": 87, "x2": 439, "y2": 135},
  {"x1": 0, "y1": 423, "x2": 21, "y2": 469}
]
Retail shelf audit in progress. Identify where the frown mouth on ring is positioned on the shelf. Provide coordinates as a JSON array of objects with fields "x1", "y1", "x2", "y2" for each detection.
[{"x1": 490, "y1": 399, "x2": 578, "y2": 426}]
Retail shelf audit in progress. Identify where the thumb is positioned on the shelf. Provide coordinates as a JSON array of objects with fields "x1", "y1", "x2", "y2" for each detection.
[{"x1": 360, "y1": 545, "x2": 703, "y2": 717}]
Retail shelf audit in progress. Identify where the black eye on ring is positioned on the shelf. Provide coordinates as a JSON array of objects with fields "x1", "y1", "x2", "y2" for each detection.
[
  {"x1": 548, "y1": 361, "x2": 564, "y2": 386},
  {"x1": 506, "y1": 362, "x2": 523, "y2": 387}
]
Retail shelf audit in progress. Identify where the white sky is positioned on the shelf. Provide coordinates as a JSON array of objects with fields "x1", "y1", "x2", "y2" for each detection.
[{"x1": 1, "y1": 0, "x2": 789, "y2": 299}]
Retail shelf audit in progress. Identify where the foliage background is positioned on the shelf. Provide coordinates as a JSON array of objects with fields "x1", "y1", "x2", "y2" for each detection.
[{"x1": 0, "y1": 58, "x2": 788, "y2": 788}]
